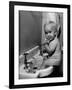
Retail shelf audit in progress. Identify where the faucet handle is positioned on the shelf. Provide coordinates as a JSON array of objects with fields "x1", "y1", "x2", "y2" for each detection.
[{"x1": 23, "y1": 52, "x2": 29, "y2": 56}]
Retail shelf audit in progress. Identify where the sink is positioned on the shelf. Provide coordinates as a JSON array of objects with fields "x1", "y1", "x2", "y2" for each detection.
[
  {"x1": 19, "y1": 64, "x2": 53, "y2": 79},
  {"x1": 19, "y1": 46, "x2": 53, "y2": 79}
]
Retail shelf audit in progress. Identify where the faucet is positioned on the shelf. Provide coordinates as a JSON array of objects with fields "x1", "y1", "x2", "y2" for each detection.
[{"x1": 23, "y1": 52, "x2": 29, "y2": 69}]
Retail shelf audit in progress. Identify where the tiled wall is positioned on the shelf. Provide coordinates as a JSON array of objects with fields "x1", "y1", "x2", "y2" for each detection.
[{"x1": 19, "y1": 11, "x2": 42, "y2": 55}]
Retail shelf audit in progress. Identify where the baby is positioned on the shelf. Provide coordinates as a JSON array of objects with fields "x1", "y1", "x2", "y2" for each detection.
[{"x1": 41, "y1": 21, "x2": 61, "y2": 68}]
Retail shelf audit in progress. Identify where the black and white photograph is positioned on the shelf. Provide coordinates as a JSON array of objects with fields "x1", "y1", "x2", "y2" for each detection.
[
  {"x1": 9, "y1": 1, "x2": 70, "y2": 89},
  {"x1": 19, "y1": 11, "x2": 63, "y2": 79}
]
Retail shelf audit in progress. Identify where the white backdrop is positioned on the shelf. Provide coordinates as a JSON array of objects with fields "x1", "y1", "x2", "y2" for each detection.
[{"x1": 0, "y1": 0, "x2": 71, "y2": 90}]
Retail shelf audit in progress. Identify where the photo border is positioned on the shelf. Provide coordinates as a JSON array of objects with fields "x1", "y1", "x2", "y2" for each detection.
[{"x1": 9, "y1": 1, "x2": 70, "y2": 89}]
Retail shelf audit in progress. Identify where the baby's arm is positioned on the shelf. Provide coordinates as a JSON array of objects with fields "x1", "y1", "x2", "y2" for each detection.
[{"x1": 44, "y1": 39, "x2": 58, "y2": 56}]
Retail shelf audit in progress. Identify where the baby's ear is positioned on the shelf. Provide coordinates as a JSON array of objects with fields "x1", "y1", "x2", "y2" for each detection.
[{"x1": 57, "y1": 25, "x2": 61, "y2": 38}]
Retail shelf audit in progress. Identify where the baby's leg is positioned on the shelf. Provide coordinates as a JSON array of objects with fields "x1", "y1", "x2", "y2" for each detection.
[
  {"x1": 43, "y1": 54, "x2": 61, "y2": 66},
  {"x1": 40, "y1": 56, "x2": 49, "y2": 69}
]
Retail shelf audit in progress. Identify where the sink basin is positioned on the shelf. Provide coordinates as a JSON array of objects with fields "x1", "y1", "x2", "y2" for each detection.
[{"x1": 19, "y1": 64, "x2": 53, "y2": 79}]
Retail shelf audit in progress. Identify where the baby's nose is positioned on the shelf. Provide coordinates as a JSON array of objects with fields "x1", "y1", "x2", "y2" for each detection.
[{"x1": 47, "y1": 35, "x2": 53, "y2": 39}]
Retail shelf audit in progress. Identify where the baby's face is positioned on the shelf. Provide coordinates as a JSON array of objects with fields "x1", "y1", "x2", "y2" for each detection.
[{"x1": 44, "y1": 23, "x2": 57, "y2": 41}]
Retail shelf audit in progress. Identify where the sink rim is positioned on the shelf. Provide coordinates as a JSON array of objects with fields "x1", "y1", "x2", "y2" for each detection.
[{"x1": 19, "y1": 64, "x2": 53, "y2": 78}]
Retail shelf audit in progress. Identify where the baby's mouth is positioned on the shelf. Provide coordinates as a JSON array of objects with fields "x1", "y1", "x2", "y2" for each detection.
[{"x1": 47, "y1": 35, "x2": 53, "y2": 40}]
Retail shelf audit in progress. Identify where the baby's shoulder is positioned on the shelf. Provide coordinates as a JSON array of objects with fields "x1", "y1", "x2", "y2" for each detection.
[{"x1": 50, "y1": 37, "x2": 58, "y2": 45}]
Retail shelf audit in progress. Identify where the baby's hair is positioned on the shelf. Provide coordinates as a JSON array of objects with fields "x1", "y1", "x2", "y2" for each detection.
[{"x1": 44, "y1": 21, "x2": 58, "y2": 33}]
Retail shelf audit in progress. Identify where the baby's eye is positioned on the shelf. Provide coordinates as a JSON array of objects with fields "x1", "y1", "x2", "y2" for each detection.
[
  {"x1": 48, "y1": 31, "x2": 51, "y2": 33},
  {"x1": 45, "y1": 31, "x2": 52, "y2": 34},
  {"x1": 45, "y1": 32, "x2": 48, "y2": 34}
]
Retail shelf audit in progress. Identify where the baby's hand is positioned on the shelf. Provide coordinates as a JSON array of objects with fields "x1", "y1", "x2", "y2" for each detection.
[{"x1": 42, "y1": 39, "x2": 49, "y2": 45}]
